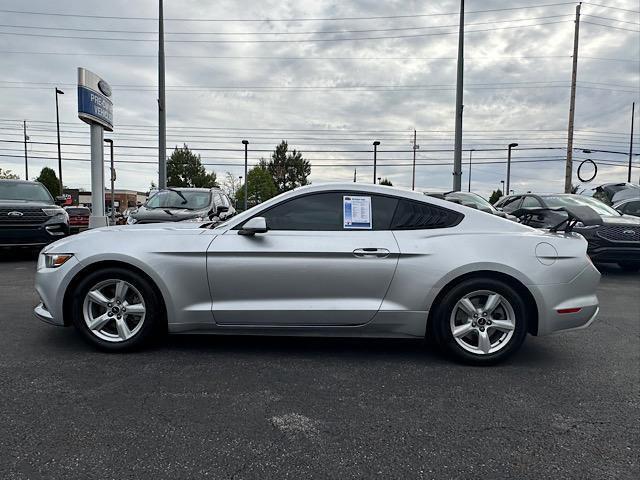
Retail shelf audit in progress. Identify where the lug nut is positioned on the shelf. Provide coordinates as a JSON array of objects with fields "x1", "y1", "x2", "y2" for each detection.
[
  {"x1": 472, "y1": 322, "x2": 477, "y2": 327},
  {"x1": 108, "y1": 312, "x2": 113, "y2": 317},
  {"x1": 479, "y1": 326, "x2": 485, "y2": 332},
  {"x1": 108, "y1": 303, "x2": 112, "y2": 307},
  {"x1": 482, "y1": 312, "x2": 487, "y2": 317},
  {"x1": 487, "y1": 320, "x2": 492, "y2": 325},
  {"x1": 117, "y1": 315, "x2": 121, "y2": 319},
  {"x1": 117, "y1": 300, "x2": 121, "y2": 305},
  {"x1": 473, "y1": 313, "x2": 478, "y2": 318}
]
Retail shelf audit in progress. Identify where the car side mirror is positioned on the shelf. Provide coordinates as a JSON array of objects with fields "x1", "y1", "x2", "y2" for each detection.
[
  {"x1": 55, "y1": 195, "x2": 66, "y2": 206},
  {"x1": 238, "y1": 217, "x2": 268, "y2": 236},
  {"x1": 217, "y1": 205, "x2": 229, "y2": 214}
]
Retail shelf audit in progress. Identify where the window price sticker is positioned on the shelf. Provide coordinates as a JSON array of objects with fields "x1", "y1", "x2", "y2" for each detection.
[{"x1": 343, "y1": 196, "x2": 372, "y2": 229}]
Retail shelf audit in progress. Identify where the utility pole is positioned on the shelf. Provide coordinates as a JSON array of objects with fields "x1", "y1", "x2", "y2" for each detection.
[
  {"x1": 506, "y1": 143, "x2": 518, "y2": 194},
  {"x1": 55, "y1": 88, "x2": 64, "y2": 195},
  {"x1": 411, "y1": 129, "x2": 419, "y2": 190},
  {"x1": 468, "y1": 149, "x2": 474, "y2": 192},
  {"x1": 158, "y1": 0, "x2": 167, "y2": 189},
  {"x1": 373, "y1": 141, "x2": 380, "y2": 184},
  {"x1": 628, "y1": 102, "x2": 635, "y2": 183},
  {"x1": 23, "y1": 121, "x2": 28, "y2": 180},
  {"x1": 564, "y1": 2, "x2": 581, "y2": 193},
  {"x1": 242, "y1": 140, "x2": 249, "y2": 211},
  {"x1": 452, "y1": 0, "x2": 464, "y2": 191},
  {"x1": 353, "y1": 168, "x2": 357, "y2": 182}
]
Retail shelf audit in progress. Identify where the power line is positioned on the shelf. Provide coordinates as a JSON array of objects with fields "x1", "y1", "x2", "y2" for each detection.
[
  {"x1": 582, "y1": 2, "x2": 640, "y2": 14},
  {"x1": 581, "y1": 14, "x2": 640, "y2": 25},
  {"x1": 0, "y1": 20, "x2": 571, "y2": 43},
  {"x1": 0, "y1": 3, "x2": 576, "y2": 22},
  {"x1": 581, "y1": 20, "x2": 640, "y2": 32},
  {"x1": 0, "y1": 15, "x2": 574, "y2": 36}
]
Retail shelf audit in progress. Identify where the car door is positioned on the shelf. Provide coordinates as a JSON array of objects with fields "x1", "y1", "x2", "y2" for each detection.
[{"x1": 206, "y1": 191, "x2": 400, "y2": 326}]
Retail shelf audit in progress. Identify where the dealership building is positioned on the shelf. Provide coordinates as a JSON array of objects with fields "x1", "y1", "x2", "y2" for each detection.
[{"x1": 63, "y1": 189, "x2": 148, "y2": 212}]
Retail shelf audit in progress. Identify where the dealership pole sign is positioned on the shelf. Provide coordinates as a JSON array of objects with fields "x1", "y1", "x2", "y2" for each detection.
[{"x1": 77, "y1": 67, "x2": 113, "y2": 228}]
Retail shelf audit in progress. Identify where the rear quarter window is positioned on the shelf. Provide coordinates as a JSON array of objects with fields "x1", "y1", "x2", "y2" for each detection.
[{"x1": 391, "y1": 199, "x2": 463, "y2": 230}]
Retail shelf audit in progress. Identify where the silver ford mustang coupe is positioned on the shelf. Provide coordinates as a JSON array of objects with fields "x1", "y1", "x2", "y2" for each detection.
[{"x1": 34, "y1": 183, "x2": 600, "y2": 364}]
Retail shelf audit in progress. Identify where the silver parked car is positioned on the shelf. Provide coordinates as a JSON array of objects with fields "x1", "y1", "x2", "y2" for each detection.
[{"x1": 34, "y1": 184, "x2": 600, "y2": 364}]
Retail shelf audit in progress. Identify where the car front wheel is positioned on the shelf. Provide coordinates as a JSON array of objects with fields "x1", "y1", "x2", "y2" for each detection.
[
  {"x1": 70, "y1": 267, "x2": 164, "y2": 351},
  {"x1": 431, "y1": 278, "x2": 529, "y2": 365}
]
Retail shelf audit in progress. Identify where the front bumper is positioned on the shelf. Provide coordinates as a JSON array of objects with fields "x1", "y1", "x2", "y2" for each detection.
[
  {"x1": 532, "y1": 262, "x2": 601, "y2": 336},
  {"x1": 588, "y1": 246, "x2": 640, "y2": 263},
  {"x1": 0, "y1": 222, "x2": 69, "y2": 247},
  {"x1": 33, "y1": 254, "x2": 80, "y2": 327}
]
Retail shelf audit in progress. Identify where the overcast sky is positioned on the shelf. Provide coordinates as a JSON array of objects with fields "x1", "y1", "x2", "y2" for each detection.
[{"x1": 0, "y1": 0, "x2": 638, "y2": 198}]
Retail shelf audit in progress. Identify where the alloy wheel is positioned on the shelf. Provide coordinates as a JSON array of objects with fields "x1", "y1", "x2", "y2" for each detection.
[
  {"x1": 82, "y1": 279, "x2": 146, "y2": 342},
  {"x1": 449, "y1": 290, "x2": 516, "y2": 355}
]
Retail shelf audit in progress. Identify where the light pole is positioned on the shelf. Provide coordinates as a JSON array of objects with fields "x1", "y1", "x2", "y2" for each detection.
[
  {"x1": 500, "y1": 180, "x2": 505, "y2": 195},
  {"x1": 55, "y1": 88, "x2": 64, "y2": 195},
  {"x1": 242, "y1": 140, "x2": 249, "y2": 211},
  {"x1": 158, "y1": 0, "x2": 167, "y2": 189},
  {"x1": 104, "y1": 138, "x2": 115, "y2": 225},
  {"x1": 468, "y1": 148, "x2": 474, "y2": 192},
  {"x1": 23, "y1": 120, "x2": 29, "y2": 180},
  {"x1": 377, "y1": 177, "x2": 381, "y2": 184},
  {"x1": 506, "y1": 142, "x2": 518, "y2": 195},
  {"x1": 237, "y1": 176, "x2": 243, "y2": 209},
  {"x1": 373, "y1": 141, "x2": 380, "y2": 184}
]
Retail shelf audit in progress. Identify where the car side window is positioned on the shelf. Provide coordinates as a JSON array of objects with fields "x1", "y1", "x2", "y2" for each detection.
[
  {"x1": 390, "y1": 199, "x2": 463, "y2": 230},
  {"x1": 521, "y1": 196, "x2": 542, "y2": 208},
  {"x1": 500, "y1": 196, "x2": 522, "y2": 213},
  {"x1": 258, "y1": 192, "x2": 398, "y2": 231}
]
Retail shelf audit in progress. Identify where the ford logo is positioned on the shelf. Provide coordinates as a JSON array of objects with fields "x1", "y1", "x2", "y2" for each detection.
[
  {"x1": 7, "y1": 211, "x2": 23, "y2": 217},
  {"x1": 623, "y1": 230, "x2": 635, "y2": 235},
  {"x1": 98, "y1": 79, "x2": 112, "y2": 97}
]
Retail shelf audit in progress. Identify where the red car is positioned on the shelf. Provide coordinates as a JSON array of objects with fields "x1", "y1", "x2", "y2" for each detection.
[{"x1": 64, "y1": 206, "x2": 90, "y2": 233}]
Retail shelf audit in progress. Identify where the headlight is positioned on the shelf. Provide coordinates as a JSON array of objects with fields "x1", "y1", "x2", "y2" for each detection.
[
  {"x1": 42, "y1": 207, "x2": 66, "y2": 217},
  {"x1": 127, "y1": 216, "x2": 137, "y2": 224},
  {"x1": 575, "y1": 222, "x2": 599, "y2": 229},
  {"x1": 43, "y1": 253, "x2": 73, "y2": 268}
]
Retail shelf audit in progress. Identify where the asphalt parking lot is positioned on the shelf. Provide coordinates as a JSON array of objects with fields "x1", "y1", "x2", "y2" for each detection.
[{"x1": 0, "y1": 252, "x2": 638, "y2": 480}]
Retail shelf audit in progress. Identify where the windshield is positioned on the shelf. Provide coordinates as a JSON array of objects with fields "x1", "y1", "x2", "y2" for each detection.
[
  {"x1": 543, "y1": 195, "x2": 620, "y2": 216},
  {"x1": 145, "y1": 190, "x2": 211, "y2": 210},
  {"x1": 65, "y1": 207, "x2": 89, "y2": 215},
  {"x1": 0, "y1": 182, "x2": 53, "y2": 203},
  {"x1": 448, "y1": 192, "x2": 495, "y2": 212}
]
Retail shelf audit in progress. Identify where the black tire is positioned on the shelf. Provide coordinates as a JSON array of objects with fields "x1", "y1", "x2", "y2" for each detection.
[
  {"x1": 430, "y1": 278, "x2": 529, "y2": 365},
  {"x1": 70, "y1": 267, "x2": 164, "y2": 351},
  {"x1": 618, "y1": 262, "x2": 640, "y2": 272}
]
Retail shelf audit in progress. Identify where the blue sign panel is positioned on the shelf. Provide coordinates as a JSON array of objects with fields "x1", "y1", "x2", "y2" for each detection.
[{"x1": 77, "y1": 86, "x2": 113, "y2": 131}]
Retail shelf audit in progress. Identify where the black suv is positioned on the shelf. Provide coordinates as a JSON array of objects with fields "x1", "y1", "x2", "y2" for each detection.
[
  {"x1": 495, "y1": 193, "x2": 640, "y2": 271},
  {"x1": 128, "y1": 187, "x2": 236, "y2": 224},
  {"x1": 0, "y1": 179, "x2": 69, "y2": 248}
]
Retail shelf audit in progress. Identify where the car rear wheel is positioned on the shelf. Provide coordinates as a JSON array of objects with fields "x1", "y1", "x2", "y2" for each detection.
[
  {"x1": 618, "y1": 261, "x2": 640, "y2": 272},
  {"x1": 430, "y1": 278, "x2": 529, "y2": 365},
  {"x1": 70, "y1": 267, "x2": 163, "y2": 351}
]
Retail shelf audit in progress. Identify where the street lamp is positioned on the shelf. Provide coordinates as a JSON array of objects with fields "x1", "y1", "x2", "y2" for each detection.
[
  {"x1": 104, "y1": 138, "x2": 115, "y2": 225},
  {"x1": 238, "y1": 175, "x2": 243, "y2": 209},
  {"x1": 55, "y1": 88, "x2": 64, "y2": 195},
  {"x1": 506, "y1": 142, "x2": 518, "y2": 194},
  {"x1": 377, "y1": 177, "x2": 381, "y2": 184},
  {"x1": 500, "y1": 180, "x2": 505, "y2": 194},
  {"x1": 373, "y1": 141, "x2": 380, "y2": 184},
  {"x1": 242, "y1": 140, "x2": 249, "y2": 211}
]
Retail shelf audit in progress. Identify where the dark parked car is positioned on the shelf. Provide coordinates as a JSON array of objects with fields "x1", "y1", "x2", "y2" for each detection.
[
  {"x1": 581, "y1": 182, "x2": 640, "y2": 205},
  {"x1": 64, "y1": 206, "x2": 90, "y2": 233},
  {"x1": 0, "y1": 179, "x2": 69, "y2": 248},
  {"x1": 127, "y1": 187, "x2": 235, "y2": 225},
  {"x1": 495, "y1": 193, "x2": 640, "y2": 271},
  {"x1": 425, "y1": 191, "x2": 516, "y2": 220}
]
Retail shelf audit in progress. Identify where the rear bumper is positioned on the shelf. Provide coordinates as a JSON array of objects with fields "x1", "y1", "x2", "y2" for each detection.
[{"x1": 532, "y1": 262, "x2": 601, "y2": 336}]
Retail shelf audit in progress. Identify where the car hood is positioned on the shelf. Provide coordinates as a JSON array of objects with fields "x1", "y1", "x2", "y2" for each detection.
[
  {"x1": 601, "y1": 215, "x2": 640, "y2": 225},
  {"x1": 131, "y1": 206, "x2": 207, "y2": 222},
  {"x1": 0, "y1": 199, "x2": 56, "y2": 208}
]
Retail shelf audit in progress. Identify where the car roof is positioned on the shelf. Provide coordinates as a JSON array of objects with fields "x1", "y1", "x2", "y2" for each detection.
[{"x1": 0, "y1": 179, "x2": 42, "y2": 185}]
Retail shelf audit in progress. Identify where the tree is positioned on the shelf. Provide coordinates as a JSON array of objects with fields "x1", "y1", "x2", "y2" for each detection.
[
  {"x1": 489, "y1": 189, "x2": 503, "y2": 205},
  {"x1": 36, "y1": 167, "x2": 60, "y2": 197},
  {"x1": 167, "y1": 144, "x2": 218, "y2": 188},
  {"x1": 0, "y1": 168, "x2": 19, "y2": 179},
  {"x1": 379, "y1": 178, "x2": 393, "y2": 186},
  {"x1": 267, "y1": 141, "x2": 310, "y2": 194},
  {"x1": 220, "y1": 171, "x2": 242, "y2": 203},
  {"x1": 236, "y1": 160, "x2": 278, "y2": 209}
]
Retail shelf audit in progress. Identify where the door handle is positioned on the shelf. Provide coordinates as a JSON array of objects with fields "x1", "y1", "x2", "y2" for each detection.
[{"x1": 353, "y1": 248, "x2": 390, "y2": 258}]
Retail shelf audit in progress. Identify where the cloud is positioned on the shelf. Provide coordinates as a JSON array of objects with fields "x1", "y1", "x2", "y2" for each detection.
[{"x1": 0, "y1": 0, "x2": 637, "y2": 198}]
